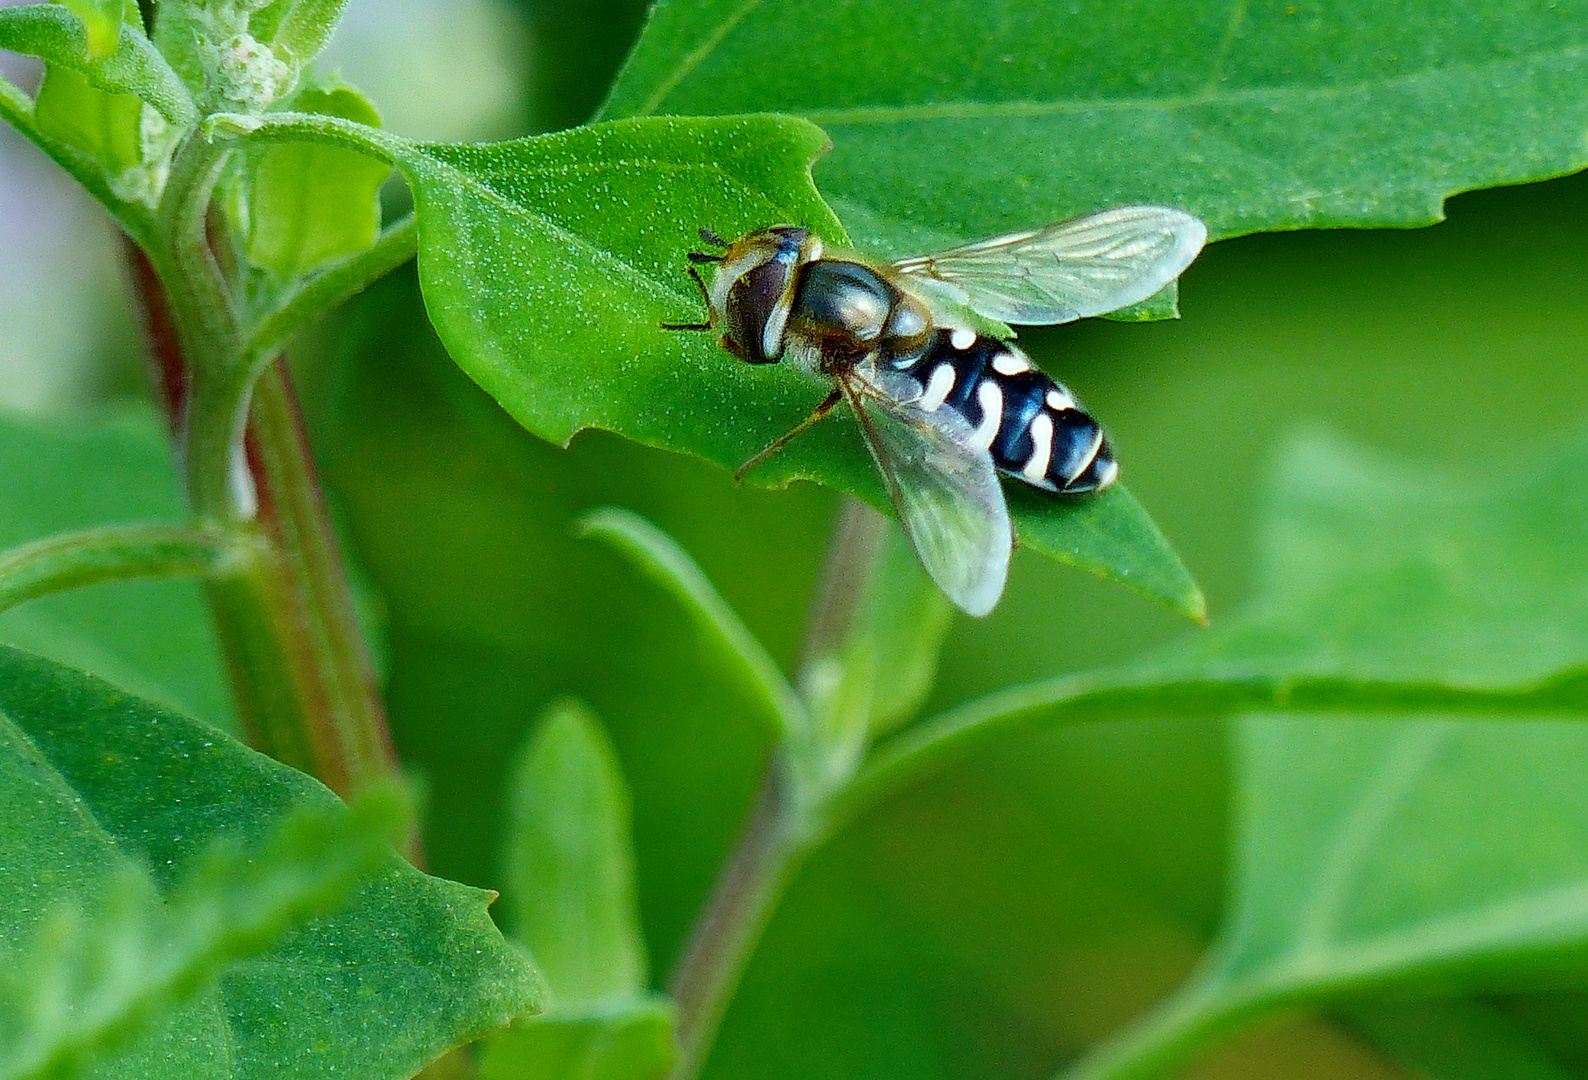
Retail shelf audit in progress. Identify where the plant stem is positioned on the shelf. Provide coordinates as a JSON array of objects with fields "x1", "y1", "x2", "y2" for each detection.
[
  {"x1": 664, "y1": 497, "x2": 886, "y2": 1080},
  {"x1": 127, "y1": 238, "x2": 402, "y2": 808},
  {"x1": 665, "y1": 757, "x2": 809, "y2": 1080},
  {"x1": 1055, "y1": 984, "x2": 1257, "y2": 1080}
]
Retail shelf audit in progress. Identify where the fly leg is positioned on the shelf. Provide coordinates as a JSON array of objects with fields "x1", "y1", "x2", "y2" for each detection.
[
  {"x1": 661, "y1": 263, "x2": 715, "y2": 331},
  {"x1": 735, "y1": 387, "x2": 845, "y2": 482}
]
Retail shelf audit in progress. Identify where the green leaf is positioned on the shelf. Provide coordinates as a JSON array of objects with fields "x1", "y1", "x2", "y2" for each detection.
[
  {"x1": 0, "y1": 645, "x2": 544, "y2": 1079},
  {"x1": 248, "y1": 0, "x2": 349, "y2": 68},
  {"x1": 578, "y1": 506, "x2": 805, "y2": 742},
  {"x1": 1167, "y1": 429, "x2": 1588, "y2": 689},
  {"x1": 840, "y1": 429, "x2": 1588, "y2": 833},
  {"x1": 1340, "y1": 999, "x2": 1576, "y2": 1080},
  {"x1": 479, "y1": 997, "x2": 677, "y2": 1080},
  {"x1": 602, "y1": 0, "x2": 1588, "y2": 247},
  {"x1": 341, "y1": 111, "x2": 1201, "y2": 617},
  {"x1": 0, "y1": 5, "x2": 195, "y2": 126},
  {"x1": 0, "y1": 783, "x2": 409, "y2": 1080},
  {"x1": 847, "y1": 522, "x2": 953, "y2": 736},
  {"x1": 246, "y1": 83, "x2": 391, "y2": 279},
  {"x1": 502, "y1": 699, "x2": 649, "y2": 1007},
  {"x1": 1060, "y1": 712, "x2": 1588, "y2": 1080},
  {"x1": 32, "y1": 64, "x2": 143, "y2": 175},
  {"x1": 58, "y1": 0, "x2": 123, "y2": 60},
  {"x1": 0, "y1": 411, "x2": 233, "y2": 729}
]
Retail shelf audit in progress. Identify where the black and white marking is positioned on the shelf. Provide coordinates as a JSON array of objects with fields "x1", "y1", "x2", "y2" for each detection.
[{"x1": 891, "y1": 330, "x2": 1116, "y2": 492}]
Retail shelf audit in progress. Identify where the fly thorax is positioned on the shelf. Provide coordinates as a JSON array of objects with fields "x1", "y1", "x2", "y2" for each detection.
[{"x1": 788, "y1": 261, "x2": 895, "y2": 367}]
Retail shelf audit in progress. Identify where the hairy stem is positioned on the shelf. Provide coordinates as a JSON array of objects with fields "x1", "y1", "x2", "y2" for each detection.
[
  {"x1": 127, "y1": 224, "x2": 402, "y2": 807},
  {"x1": 665, "y1": 497, "x2": 886, "y2": 1080}
]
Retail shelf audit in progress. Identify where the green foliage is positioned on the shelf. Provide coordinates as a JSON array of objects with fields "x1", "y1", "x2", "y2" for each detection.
[
  {"x1": 489, "y1": 699, "x2": 678, "y2": 1080},
  {"x1": 5, "y1": 0, "x2": 1588, "y2": 1078},
  {"x1": 0, "y1": 782, "x2": 408, "y2": 1080},
  {"x1": 0, "y1": 646, "x2": 543, "y2": 1080},
  {"x1": 0, "y1": 5, "x2": 193, "y2": 125},
  {"x1": 245, "y1": 83, "x2": 389, "y2": 279},
  {"x1": 602, "y1": 0, "x2": 1588, "y2": 247},
  {"x1": 0, "y1": 411, "x2": 233, "y2": 728},
  {"x1": 502, "y1": 699, "x2": 650, "y2": 1006}
]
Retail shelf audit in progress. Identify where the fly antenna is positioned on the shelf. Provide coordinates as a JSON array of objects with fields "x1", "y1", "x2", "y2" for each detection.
[{"x1": 699, "y1": 226, "x2": 727, "y2": 248}]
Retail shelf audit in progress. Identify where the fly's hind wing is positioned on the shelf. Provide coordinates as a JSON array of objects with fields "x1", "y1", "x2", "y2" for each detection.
[
  {"x1": 891, "y1": 206, "x2": 1207, "y2": 325},
  {"x1": 842, "y1": 373, "x2": 1011, "y2": 617}
]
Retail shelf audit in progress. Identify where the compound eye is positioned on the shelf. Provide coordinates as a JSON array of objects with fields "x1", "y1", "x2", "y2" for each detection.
[{"x1": 724, "y1": 259, "x2": 793, "y2": 363}]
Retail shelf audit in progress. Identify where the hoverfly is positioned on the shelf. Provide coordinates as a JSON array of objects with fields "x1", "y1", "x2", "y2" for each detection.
[{"x1": 663, "y1": 206, "x2": 1207, "y2": 616}]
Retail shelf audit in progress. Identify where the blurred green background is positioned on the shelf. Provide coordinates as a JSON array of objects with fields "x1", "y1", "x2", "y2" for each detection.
[{"x1": 3, "y1": 1, "x2": 1588, "y2": 1077}]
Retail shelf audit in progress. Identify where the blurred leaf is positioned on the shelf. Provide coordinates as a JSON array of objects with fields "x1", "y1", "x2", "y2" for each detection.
[
  {"x1": 0, "y1": 645, "x2": 544, "y2": 1079},
  {"x1": 602, "y1": 0, "x2": 1588, "y2": 249},
  {"x1": 503, "y1": 699, "x2": 649, "y2": 1007},
  {"x1": 848, "y1": 523, "x2": 953, "y2": 737},
  {"x1": 0, "y1": 783, "x2": 409, "y2": 1080},
  {"x1": 247, "y1": 82, "x2": 390, "y2": 278},
  {"x1": 580, "y1": 506, "x2": 804, "y2": 741},
  {"x1": 249, "y1": 0, "x2": 350, "y2": 68},
  {"x1": 0, "y1": 5, "x2": 194, "y2": 125},
  {"x1": 369, "y1": 112, "x2": 1200, "y2": 616},
  {"x1": 1168, "y1": 428, "x2": 1588, "y2": 689},
  {"x1": 0, "y1": 410, "x2": 233, "y2": 729},
  {"x1": 514, "y1": 0, "x2": 653, "y2": 132},
  {"x1": 479, "y1": 996, "x2": 676, "y2": 1080},
  {"x1": 1061, "y1": 712, "x2": 1588, "y2": 1080},
  {"x1": 1340, "y1": 999, "x2": 1575, "y2": 1080},
  {"x1": 58, "y1": 0, "x2": 122, "y2": 60},
  {"x1": 847, "y1": 429, "x2": 1588, "y2": 822},
  {"x1": 33, "y1": 64, "x2": 142, "y2": 174}
]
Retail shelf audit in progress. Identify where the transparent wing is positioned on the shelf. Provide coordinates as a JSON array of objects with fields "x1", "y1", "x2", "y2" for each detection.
[
  {"x1": 842, "y1": 374, "x2": 1011, "y2": 617},
  {"x1": 892, "y1": 205, "x2": 1207, "y2": 325}
]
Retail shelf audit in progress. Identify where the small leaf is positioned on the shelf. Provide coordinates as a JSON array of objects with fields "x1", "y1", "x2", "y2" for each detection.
[
  {"x1": 57, "y1": 0, "x2": 122, "y2": 60},
  {"x1": 479, "y1": 996, "x2": 677, "y2": 1080},
  {"x1": 0, "y1": 645, "x2": 544, "y2": 1080},
  {"x1": 852, "y1": 523, "x2": 954, "y2": 736},
  {"x1": 246, "y1": 82, "x2": 391, "y2": 278},
  {"x1": 0, "y1": 5, "x2": 194, "y2": 125},
  {"x1": 502, "y1": 699, "x2": 648, "y2": 1008},
  {"x1": 0, "y1": 524, "x2": 244, "y2": 615},
  {"x1": 248, "y1": 0, "x2": 349, "y2": 67},
  {"x1": 579, "y1": 505, "x2": 805, "y2": 741},
  {"x1": 32, "y1": 63, "x2": 143, "y2": 174},
  {"x1": 603, "y1": 0, "x2": 1588, "y2": 247}
]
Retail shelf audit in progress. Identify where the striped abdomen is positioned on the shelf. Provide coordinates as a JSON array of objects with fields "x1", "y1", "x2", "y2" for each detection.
[{"x1": 891, "y1": 328, "x2": 1117, "y2": 493}]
